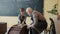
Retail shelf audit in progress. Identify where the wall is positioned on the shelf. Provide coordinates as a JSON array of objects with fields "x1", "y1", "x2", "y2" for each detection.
[
  {"x1": 0, "y1": 16, "x2": 18, "y2": 27},
  {"x1": 44, "y1": 0, "x2": 57, "y2": 28},
  {"x1": 58, "y1": 0, "x2": 60, "y2": 14},
  {"x1": 0, "y1": 0, "x2": 17, "y2": 16},
  {"x1": 0, "y1": 16, "x2": 32, "y2": 27},
  {"x1": 0, "y1": 0, "x2": 44, "y2": 16}
]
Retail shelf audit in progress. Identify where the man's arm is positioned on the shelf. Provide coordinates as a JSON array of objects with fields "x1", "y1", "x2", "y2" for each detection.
[{"x1": 32, "y1": 11, "x2": 38, "y2": 26}]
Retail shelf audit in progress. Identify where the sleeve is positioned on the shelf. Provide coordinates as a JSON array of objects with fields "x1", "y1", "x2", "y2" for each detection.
[
  {"x1": 31, "y1": 12, "x2": 38, "y2": 26},
  {"x1": 18, "y1": 14, "x2": 21, "y2": 23}
]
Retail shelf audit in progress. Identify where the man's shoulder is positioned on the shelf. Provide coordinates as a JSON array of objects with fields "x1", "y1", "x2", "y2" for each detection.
[
  {"x1": 32, "y1": 10, "x2": 40, "y2": 15},
  {"x1": 32, "y1": 10, "x2": 37, "y2": 14}
]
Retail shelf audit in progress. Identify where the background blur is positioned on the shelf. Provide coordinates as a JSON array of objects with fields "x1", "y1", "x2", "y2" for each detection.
[{"x1": 0, "y1": 0, "x2": 60, "y2": 34}]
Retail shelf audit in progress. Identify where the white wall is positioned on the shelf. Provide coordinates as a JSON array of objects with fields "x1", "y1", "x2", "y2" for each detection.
[
  {"x1": 0, "y1": 16, "x2": 18, "y2": 27},
  {"x1": 0, "y1": 16, "x2": 32, "y2": 27}
]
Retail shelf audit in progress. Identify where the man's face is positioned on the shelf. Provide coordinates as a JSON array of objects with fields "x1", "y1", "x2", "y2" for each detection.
[{"x1": 27, "y1": 8, "x2": 33, "y2": 16}]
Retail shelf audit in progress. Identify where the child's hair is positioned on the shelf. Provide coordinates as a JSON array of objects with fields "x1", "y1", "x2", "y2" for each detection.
[{"x1": 20, "y1": 8, "x2": 25, "y2": 12}]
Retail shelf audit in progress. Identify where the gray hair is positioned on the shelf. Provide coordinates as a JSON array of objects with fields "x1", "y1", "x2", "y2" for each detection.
[{"x1": 26, "y1": 7, "x2": 32, "y2": 12}]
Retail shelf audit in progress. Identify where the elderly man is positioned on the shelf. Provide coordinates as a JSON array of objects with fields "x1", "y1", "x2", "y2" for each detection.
[{"x1": 26, "y1": 7, "x2": 47, "y2": 34}]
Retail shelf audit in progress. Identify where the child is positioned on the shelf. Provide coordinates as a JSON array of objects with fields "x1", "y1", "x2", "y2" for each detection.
[{"x1": 18, "y1": 8, "x2": 26, "y2": 24}]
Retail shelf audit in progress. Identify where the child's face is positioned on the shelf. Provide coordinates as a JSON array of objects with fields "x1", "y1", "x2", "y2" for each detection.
[
  {"x1": 20, "y1": 9, "x2": 25, "y2": 15},
  {"x1": 21, "y1": 12, "x2": 25, "y2": 14}
]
